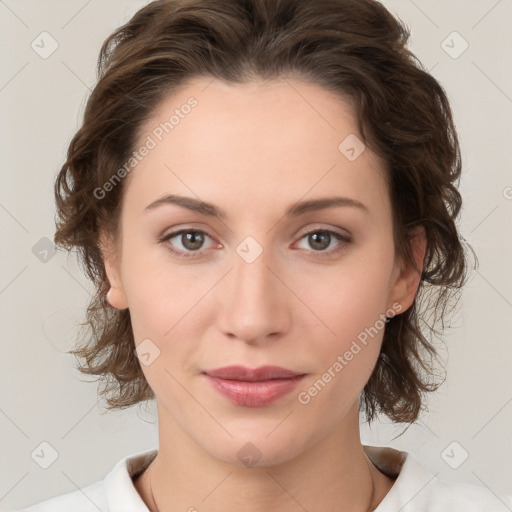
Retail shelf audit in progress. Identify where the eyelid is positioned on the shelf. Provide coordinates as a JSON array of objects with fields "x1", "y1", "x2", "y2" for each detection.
[
  {"x1": 159, "y1": 225, "x2": 352, "y2": 259},
  {"x1": 295, "y1": 223, "x2": 352, "y2": 240},
  {"x1": 292, "y1": 227, "x2": 352, "y2": 256},
  {"x1": 158, "y1": 227, "x2": 218, "y2": 255}
]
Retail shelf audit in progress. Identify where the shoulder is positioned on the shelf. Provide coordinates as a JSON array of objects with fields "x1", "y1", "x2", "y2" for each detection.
[
  {"x1": 365, "y1": 445, "x2": 512, "y2": 512},
  {"x1": 10, "y1": 448, "x2": 157, "y2": 512},
  {"x1": 407, "y1": 476, "x2": 512, "y2": 511},
  {"x1": 10, "y1": 481, "x2": 105, "y2": 512},
  {"x1": 386, "y1": 454, "x2": 512, "y2": 511}
]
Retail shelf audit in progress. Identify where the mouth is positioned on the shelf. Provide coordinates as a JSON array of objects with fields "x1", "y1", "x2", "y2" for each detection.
[{"x1": 202, "y1": 365, "x2": 307, "y2": 407}]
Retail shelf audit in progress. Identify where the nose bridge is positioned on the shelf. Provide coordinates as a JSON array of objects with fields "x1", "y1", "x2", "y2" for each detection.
[
  {"x1": 218, "y1": 241, "x2": 289, "y2": 342},
  {"x1": 233, "y1": 246, "x2": 274, "y2": 301}
]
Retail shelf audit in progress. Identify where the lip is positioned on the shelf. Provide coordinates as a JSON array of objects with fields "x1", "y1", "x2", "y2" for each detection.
[
  {"x1": 204, "y1": 365, "x2": 304, "y2": 381},
  {"x1": 203, "y1": 365, "x2": 306, "y2": 407}
]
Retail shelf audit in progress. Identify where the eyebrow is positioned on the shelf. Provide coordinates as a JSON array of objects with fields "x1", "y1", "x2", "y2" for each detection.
[{"x1": 143, "y1": 194, "x2": 369, "y2": 218}]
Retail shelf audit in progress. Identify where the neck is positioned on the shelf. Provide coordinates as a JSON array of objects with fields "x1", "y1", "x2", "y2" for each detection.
[{"x1": 136, "y1": 403, "x2": 395, "y2": 512}]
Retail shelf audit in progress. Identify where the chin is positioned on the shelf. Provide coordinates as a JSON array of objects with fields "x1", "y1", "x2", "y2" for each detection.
[{"x1": 203, "y1": 432, "x2": 309, "y2": 469}]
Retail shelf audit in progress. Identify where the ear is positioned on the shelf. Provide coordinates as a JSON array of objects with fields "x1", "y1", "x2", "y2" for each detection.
[
  {"x1": 387, "y1": 225, "x2": 427, "y2": 313},
  {"x1": 99, "y1": 229, "x2": 129, "y2": 310}
]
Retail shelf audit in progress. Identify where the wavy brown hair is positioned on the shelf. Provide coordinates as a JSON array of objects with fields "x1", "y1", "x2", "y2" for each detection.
[{"x1": 54, "y1": 0, "x2": 476, "y2": 423}]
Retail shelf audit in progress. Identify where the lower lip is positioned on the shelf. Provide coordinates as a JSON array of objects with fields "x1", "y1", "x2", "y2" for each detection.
[{"x1": 204, "y1": 374, "x2": 306, "y2": 407}]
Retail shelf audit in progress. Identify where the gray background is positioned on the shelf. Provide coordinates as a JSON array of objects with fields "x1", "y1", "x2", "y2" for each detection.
[{"x1": 1, "y1": 0, "x2": 511, "y2": 510}]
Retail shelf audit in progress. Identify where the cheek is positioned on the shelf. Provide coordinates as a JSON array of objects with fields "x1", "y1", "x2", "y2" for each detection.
[
  {"x1": 303, "y1": 249, "x2": 393, "y2": 344},
  {"x1": 293, "y1": 242, "x2": 394, "y2": 403},
  {"x1": 119, "y1": 234, "x2": 202, "y2": 329},
  {"x1": 295, "y1": 267, "x2": 389, "y2": 414},
  {"x1": 123, "y1": 263, "x2": 205, "y2": 400},
  {"x1": 119, "y1": 241, "x2": 228, "y2": 376}
]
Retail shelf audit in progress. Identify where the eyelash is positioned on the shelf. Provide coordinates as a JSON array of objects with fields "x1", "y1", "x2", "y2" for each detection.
[{"x1": 158, "y1": 228, "x2": 352, "y2": 260}]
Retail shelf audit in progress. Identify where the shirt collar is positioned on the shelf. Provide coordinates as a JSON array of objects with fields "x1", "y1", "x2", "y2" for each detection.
[
  {"x1": 104, "y1": 448, "x2": 157, "y2": 511},
  {"x1": 103, "y1": 445, "x2": 432, "y2": 511},
  {"x1": 363, "y1": 445, "x2": 438, "y2": 511}
]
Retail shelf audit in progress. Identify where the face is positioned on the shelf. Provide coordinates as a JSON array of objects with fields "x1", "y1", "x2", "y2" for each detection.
[{"x1": 102, "y1": 76, "x2": 425, "y2": 467}]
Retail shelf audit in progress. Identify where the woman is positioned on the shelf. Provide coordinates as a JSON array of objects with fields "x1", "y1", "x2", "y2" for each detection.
[{"x1": 17, "y1": 0, "x2": 512, "y2": 510}]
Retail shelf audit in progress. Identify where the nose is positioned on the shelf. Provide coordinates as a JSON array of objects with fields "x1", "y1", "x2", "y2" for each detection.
[{"x1": 215, "y1": 244, "x2": 291, "y2": 345}]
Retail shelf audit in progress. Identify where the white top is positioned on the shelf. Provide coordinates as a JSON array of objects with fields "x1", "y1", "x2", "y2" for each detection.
[{"x1": 15, "y1": 445, "x2": 512, "y2": 511}]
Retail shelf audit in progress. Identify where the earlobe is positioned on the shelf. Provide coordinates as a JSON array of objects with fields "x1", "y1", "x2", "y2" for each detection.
[
  {"x1": 99, "y1": 230, "x2": 129, "y2": 310},
  {"x1": 387, "y1": 225, "x2": 427, "y2": 313}
]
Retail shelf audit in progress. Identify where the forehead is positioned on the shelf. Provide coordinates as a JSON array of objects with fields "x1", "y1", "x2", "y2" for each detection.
[{"x1": 123, "y1": 76, "x2": 389, "y2": 221}]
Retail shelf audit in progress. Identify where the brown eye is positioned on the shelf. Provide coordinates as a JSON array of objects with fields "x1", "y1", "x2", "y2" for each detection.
[
  {"x1": 180, "y1": 231, "x2": 205, "y2": 251},
  {"x1": 295, "y1": 229, "x2": 352, "y2": 258},
  {"x1": 308, "y1": 231, "x2": 331, "y2": 251},
  {"x1": 159, "y1": 229, "x2": 216, "y2": 259}
]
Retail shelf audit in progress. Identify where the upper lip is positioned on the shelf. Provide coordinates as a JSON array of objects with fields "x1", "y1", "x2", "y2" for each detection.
[{"x1": 203, "y1": 365, "x2": 305, "y2": 381}]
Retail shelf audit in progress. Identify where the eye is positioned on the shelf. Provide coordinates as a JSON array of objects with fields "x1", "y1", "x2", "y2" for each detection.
[
  {"x1": 158, "y1": 227, "x2": 352, "y2": 260},
  {"x1": 158, "y1": 229, "x2": 217, "y2": 259},
  {"x1": 294, "y1": 229, "x2": 352, "y2": 257}
]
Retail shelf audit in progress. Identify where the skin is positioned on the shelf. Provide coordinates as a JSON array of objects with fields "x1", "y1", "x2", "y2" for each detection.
[{"x1": 101, "y1": 76, "x2": 427, "y2": 511}]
